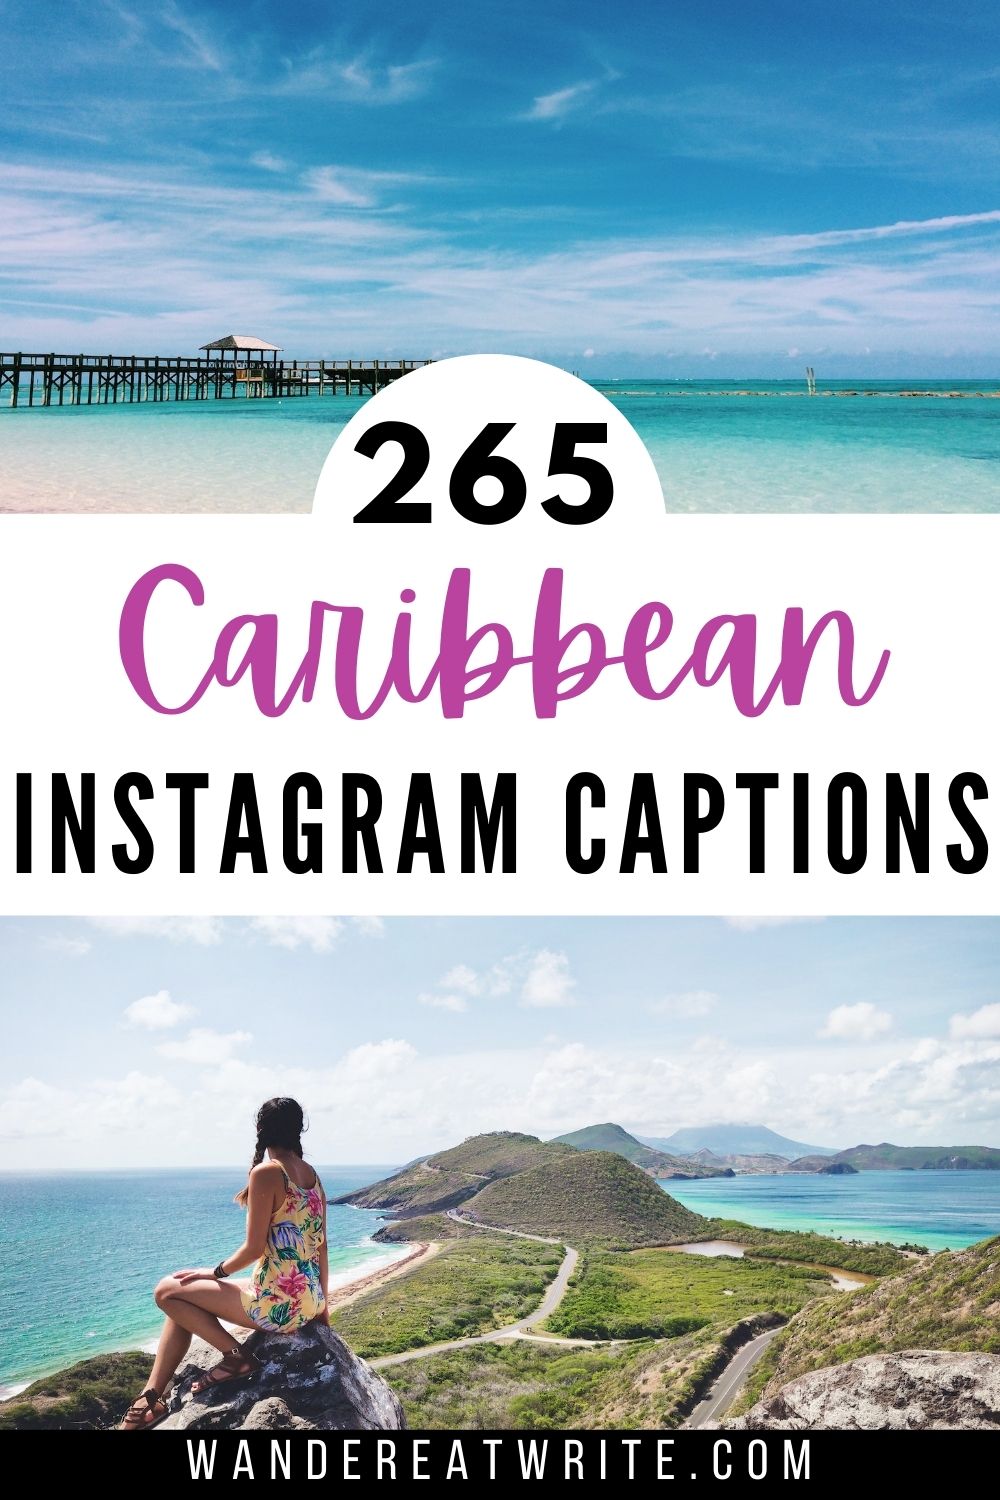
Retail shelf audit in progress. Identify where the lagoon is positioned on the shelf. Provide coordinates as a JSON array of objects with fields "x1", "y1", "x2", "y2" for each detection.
[{"x1": 662, "y1": 1169, "x2": 1000, "y2": 1253}]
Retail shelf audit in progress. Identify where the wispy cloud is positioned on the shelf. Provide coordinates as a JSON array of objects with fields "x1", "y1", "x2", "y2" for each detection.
[
  {"x1": 525, "y1": 78, "x2": 600, "y2": 122},
  {"x1": 250, "y1": 151, "x2": 288, "y2": 174},
  {"x1": 158, "y1": 1, "x2": 225, "y2": 73},
  {"x1": 1, "y1": 158, "x2": 998, "y2": 361},
  {"x1": 648, "y1": 990, "x2": 718, "y2": 1019}
]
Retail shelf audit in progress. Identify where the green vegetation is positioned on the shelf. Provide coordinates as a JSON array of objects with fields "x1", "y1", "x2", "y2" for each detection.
[
  {"x1": 465, "y1": 1151, "x2": 706, "y2": 1247},
  {"x1": 736, "y1": 1234, "x2": 1000, "y2": 1412},
  {"x1": 385, "y1": 1340, "x2": 638, "y2": 1430},
  {"x1": 0, "y1": 1351, "x2": 154, "y2": 1430},
  {"x1": 335, "y1": 1132, "x2": 572, "y2": 1216},
  {"x1": 699, "y1": 1220, "x2": 912, "y2": 1274},
  {"x1": 373, "y1": 1211, "x2": 487, "y2": 1243},
  {"x1": 789, "y1": 1142, "x2": 1000, "y2": 1171},
  {"x1": 329, "y1": 1236, "x2": 563, "y2": 1358},
  {"x1": 546, "y1": 1248, "x2": 827, "y2": 1341},
  {"x1": 384, "y1": 1326, "x2": 758, "y2": 1430},
  {"x1": 551, "y1": 1122, "x2": 729, "y2": 1178}
]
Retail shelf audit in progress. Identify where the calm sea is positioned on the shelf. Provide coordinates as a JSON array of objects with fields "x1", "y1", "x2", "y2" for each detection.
[
  {"x1": 0, "y1": 1166, "x2": 405, "y2": 1397},
  {"x1": 663, "y1": 1170, "x2": 1000, "y2": 1254},
  {"x1": 1, "y1": 379, "x2": 997, "y2": 512}
]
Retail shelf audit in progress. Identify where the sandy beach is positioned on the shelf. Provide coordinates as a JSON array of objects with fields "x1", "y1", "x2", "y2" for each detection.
[{"x1": 325, "y1": 1241, "x2": 441, "y2": 1310}]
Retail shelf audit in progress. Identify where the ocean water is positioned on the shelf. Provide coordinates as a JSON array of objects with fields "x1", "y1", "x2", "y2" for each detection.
[
  {"x1": 1, "y1": 379, "x2": 997, "y2": 512},
  {"x1": 0, "y1": 1167, "x2": 405, "y2": 1397},
  {"x1": 662, "y1": 1170, "x2": 1000, "y2": 1253}
]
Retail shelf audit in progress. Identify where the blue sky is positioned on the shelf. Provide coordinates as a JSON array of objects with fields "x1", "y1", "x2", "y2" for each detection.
[
  {"x1": 1, "y1": 0, "x2": 998, "y2": 372},
  {"x1": 1, "y1": 916, "x2": 997, "y2": 1166}
]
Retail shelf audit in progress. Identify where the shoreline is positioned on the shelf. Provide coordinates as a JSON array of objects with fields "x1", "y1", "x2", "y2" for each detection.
[{"x1": 0, "y1": 1240, "x2": 436, "y2": 1403}]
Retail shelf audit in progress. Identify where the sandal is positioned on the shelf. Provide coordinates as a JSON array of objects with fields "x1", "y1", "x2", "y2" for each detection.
[
  {"x1": 121, "y1": 1387, "x2": 169, "y2": 1430},
  {"x1": 191, "y1": 1346, "x2": 260, "y2": 1395}
]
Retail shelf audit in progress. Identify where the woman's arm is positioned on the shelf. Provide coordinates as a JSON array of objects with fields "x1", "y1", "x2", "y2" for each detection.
[{"x1": 173, "y1": 1163, "x2": 282, "y2": 1283}]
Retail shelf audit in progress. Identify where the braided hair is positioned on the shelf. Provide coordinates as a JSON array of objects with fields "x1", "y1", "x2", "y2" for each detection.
[{"x1": 235, "y1": 1097, "x2": 307, "y2": 1205}]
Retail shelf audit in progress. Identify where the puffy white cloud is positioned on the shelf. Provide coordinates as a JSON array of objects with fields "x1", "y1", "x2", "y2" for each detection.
[
  {"x1": 418, "y1": 991, "x2": 468, "y2": 1013},
  {"x1": 520, "y1": 950, "x2": 576, "y2": 1009},
  {"x1": 950, "y1": 1003, "x2": 1000, "y2": 1040},
  {"x1": 157, "y1": 1028, "x2": 253, "y2": 1064},
  {"x1": 88, "y1": 916, "x2": 223, "y2": 945},
  {"x1": 820, "y1": 1002, "x2": 893, "y2": 1042},
  {"x1": 248, "y1": 916, "x2": 343, "y2": 953},
  {"x1": 440, "y1": 964, "x2": 481, "y2": 997},
  {"x1": 648, "y1": 990, "x2": 718, "y2": 1019},
  {"x1": 7, "y1": 1019, "x2": 1000, "y2": 1168},
  {"x1": 124, "y1": 989, "x2": 195, "y2": 1030}
]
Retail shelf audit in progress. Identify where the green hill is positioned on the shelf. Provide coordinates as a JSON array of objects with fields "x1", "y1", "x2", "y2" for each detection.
[
  {"x1": 789, "y1": 1142, "x2": 1000, "y2": 1172},
  {"x1": 333, "y1": 1131, "x2": 573, "y2": 1216},
  {"x1": 0, "y1": 1352, "x2": 154, "y2": 1431},
  {"x1": 738, "y1": 1235, "x2": 1000, "y2": 1410},
  {"x1": 552, "y1": 1122, "x2": 731, "y2": 1178},
  {"x1": 461, "y1": 1150, "x2": 707, "y2": 1247}
]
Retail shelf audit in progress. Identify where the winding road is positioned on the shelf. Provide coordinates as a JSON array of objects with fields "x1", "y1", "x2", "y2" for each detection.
[
  {"x1": 683, "y1": 1327, "x2": 780, "y2": 1428},
  {"x1": 368, "y1": 1214, "x2": 796, "y2": 1423},
  {"x1": 370, "y1": 1213, "x2": 581, "y2": 1369}
]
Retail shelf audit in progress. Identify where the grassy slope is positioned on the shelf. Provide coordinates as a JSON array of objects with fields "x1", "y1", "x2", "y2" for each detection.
[
  {"x1": 373, "y1": 1211, "x2": 487, "y2": 1243},
  {"x1": 0, "y1": 1351, "x2": 154, "y2": 1431},
  {"x1": 334, "y1": 1132, "x2": 572, "y2": 1216},
  {"x1": 329, "y1": 1236, "x2": 563, "y2": 1358},
  {"x1": 546, "y1": 1248, "x2": 827, "y2": 1341},
  {"x1": 697, "y1": 1219, "x2": 912, "y2": 1274},
  {"x1": 736, "y1": 1234, "x2": 1000, "y2": 1412},
  {"x1": 463, "y1": 1151, "x2": 707, "y2": 1247},
  {"x1": 385, "y1": 1327, "x2": 768, "y2": 1431},
  {"x1": 552, "y1": 1122, "x2": 726, "y2": 1178}
]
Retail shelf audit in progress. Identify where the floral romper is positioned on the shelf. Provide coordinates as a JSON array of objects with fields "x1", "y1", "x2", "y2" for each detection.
[{"x1": 240, "y1": 1169, "x2": 326, "y2": 1331}]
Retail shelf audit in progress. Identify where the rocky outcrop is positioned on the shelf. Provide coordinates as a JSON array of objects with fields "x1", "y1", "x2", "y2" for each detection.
[
  {"x1": 728, "y1": 1350, "x2": 1000, "y2": 1430},
  {"x1": 157, "y1": 1324, "x2": 405, "y2": 1432}
]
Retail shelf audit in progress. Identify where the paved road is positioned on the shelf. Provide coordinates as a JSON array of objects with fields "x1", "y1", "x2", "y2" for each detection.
[
  {"x1": 683, "y1": 1328, "x2": 780, "y2": 1429},
  {"x1": 370, "y1": 1216, "x2": 580, "y2": 1370}
]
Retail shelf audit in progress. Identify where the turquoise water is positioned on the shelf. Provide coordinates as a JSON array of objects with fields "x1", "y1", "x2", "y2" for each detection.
[
  {"x1": 0, "y1": 1167, "x2": 405, "y2": 1396},
  {"x1": 662, "y1": 1170, "x2": 1000, "y2": 1253},
  {"x1": 1, "y1": 379, "x2": 997, "y2": 512}
]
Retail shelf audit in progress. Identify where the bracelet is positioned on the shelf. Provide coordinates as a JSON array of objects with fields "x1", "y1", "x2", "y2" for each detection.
[{"x1": 214, "y1": 1260, "x2": 229, "y2": 1279}]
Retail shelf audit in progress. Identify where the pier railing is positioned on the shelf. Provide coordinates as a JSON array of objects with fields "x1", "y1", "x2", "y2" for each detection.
[{"x1": 0, "y1": 352, "x2": 432, "y2": 407}]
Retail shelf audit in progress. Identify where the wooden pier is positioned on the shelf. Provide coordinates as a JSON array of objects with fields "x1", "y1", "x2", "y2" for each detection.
[{"x1": 0, "y1": 351, "x2": 431, "y2": 408}]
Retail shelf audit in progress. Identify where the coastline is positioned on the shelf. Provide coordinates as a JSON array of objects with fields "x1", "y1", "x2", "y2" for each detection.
[{"x1": 0, "y1": 1238, "x2": 428, "y2": 1403}]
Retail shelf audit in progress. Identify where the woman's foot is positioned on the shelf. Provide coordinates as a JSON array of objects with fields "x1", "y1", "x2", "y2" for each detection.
[
  {"x1": 190, "y1": 1346, "x2": 258, "y2": 1395},
  {"x1": 121, "y1": 1387, "x2": 169, "y2": 1430}
]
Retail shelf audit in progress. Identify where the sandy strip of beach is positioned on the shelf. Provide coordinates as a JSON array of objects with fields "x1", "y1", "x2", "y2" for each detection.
[{"x1": 326, "y1": 1241, "x2": 441, "y2": 1310}]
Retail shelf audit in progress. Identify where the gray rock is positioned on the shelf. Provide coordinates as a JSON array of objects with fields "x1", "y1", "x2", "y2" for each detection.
[
  {"x1": 157, "y1": 1323, "x2": 405, "y2": 1432},
  {"x1": 728, "y1": 1350, "x2": 1000, "y2": 1430}
]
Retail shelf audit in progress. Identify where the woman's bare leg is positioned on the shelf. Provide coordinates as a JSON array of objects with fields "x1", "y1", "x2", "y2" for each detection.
[
  {"x1": 147, "y1": 1314, "x2": 193, "y2": 1398},
  {"x1": 154, "y1": 1276, "x2": 256, "y2": 1358}
]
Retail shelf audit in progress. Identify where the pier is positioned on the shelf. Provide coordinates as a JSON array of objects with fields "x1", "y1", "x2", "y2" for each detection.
[{"x1": 0, "y1": 334, "x2": 431, "y2": 408}]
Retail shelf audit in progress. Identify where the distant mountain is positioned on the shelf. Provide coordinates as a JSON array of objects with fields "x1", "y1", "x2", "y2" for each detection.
[
  {"x1": 333, "y1": 1131, "x2": 572, "y2": 1215},
  {"x1": 462, "y1": 1150, "x2": 707, "y2": 1246},
  {"x1": 687, "y1": 1147, "x2": 801, "y2": 1174},
  {"x1": 551, "y1": 1122, "x2": 732, "y2": 1178},
  {"x1": 640, "y1": 1124, "x2": 836, "y2": 1160},
  {"x1": 789, "y1": 1142, "x2": 1000, "y2": 1173}
]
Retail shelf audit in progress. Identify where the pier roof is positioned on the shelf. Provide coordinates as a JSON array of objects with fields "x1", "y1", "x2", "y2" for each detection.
[{"x1": 200, "y1": 334, "x2": 282, "y2": 351}]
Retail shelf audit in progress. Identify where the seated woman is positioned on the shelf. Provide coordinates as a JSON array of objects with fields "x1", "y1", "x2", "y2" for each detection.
[{"x1": 122, "y1": 1096, "x2": 328, "y2": 1430}]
